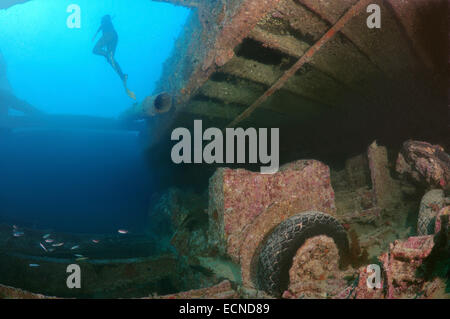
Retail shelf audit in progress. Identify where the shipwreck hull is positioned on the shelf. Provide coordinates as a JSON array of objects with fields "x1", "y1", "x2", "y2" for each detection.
[
  {"x1": 0, "y1": 0, "x2": 448, "y2": 299},
  {"x1": 137, "y1": 0, "x2": 447, "y2": 162}
]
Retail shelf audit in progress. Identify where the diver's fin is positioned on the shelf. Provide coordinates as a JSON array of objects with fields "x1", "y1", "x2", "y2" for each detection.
[
  {"x1": 126, "y1": 88, "x2": 136, "y2": 100},
  {"x1": 122, "y1": 74, "x2": 136, "y2": 100}
]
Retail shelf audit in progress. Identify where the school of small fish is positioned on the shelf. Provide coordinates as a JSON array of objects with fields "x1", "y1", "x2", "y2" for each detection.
[
  {"x1": 39, "y1": 242, "x2": 48, "y2": 252},
  {"x1": 9, "y1": 225, "x2": 130, "y2": 268}
]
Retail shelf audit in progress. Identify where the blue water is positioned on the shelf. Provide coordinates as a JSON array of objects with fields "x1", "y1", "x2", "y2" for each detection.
[
  {"x1": 0, "y1": 1, "x2": 190, "y2": 234},
  {"x1": 0, "y1": 129, "x2": 152, "y2": 234},
  {"x1": 0, "y1": 0, "x2": 189, "y2": 117}
]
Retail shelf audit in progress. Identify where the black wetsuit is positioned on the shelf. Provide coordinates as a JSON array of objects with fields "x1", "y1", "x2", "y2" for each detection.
[{"x1": 93, "y1": 17, "x2": 126, "y2": 81}]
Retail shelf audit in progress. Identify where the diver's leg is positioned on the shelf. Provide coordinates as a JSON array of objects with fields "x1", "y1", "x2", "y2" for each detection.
[
  {"x1": 93, "y1": 36, "x2": 108, "y2": 57},
  {"x1": 112, "y1": 59, "x2": 126, "y2": 82},
  {"x1": 103, "y1": 53, "x2": 125, "y2": 81},
  {"x1": 101, "y1": 34, "x2": 135, "y2": 100},
  {"x1": 106, "y1": 36, "x2": 126, "y2": 82},
  {"x1": 105, "y1": 35, "x2": 118, "y2": 68}
]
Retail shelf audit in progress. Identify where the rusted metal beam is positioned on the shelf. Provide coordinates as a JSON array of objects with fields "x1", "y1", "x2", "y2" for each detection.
[
  {"x1": 0, "y1": 0, "x2": 31, "y2": 9},
  {"x1": 151, "y1": 0, "x2": 201, "y2": 8},
  {"x1": 227, "y1": 0, "x2": 372, "y2": 127},
  {"x1": 219, "y1": 56, "x2": 355, "y2": 109}
]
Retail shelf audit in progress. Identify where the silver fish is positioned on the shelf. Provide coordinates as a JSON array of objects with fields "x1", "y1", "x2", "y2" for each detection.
[
  {"x1": 39, "y1": 242, "x2": 48, "y2": 252},
  {"x1": 70, "y1": 245, "x2": 80, "y2": 250}
]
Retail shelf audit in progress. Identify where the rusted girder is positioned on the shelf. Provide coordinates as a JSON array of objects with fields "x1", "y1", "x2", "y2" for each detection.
[
  {"x1": 0, "y1": 0, "x2": 31, "y2": 9},
  {"x1": 151, "y1": 0, "x2": 202, "y2": 8},
  {"x1": 227, "y1": 0, "x2": 373, "y2": 127}
]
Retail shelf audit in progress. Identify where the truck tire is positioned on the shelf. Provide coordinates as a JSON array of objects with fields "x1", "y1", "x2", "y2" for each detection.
[
  {"x1": 256, "y1": 211, "x2": 349, "y2": 297},
  {"x1": 417, "y1": 189, "x2": 445, "y2": 235}
]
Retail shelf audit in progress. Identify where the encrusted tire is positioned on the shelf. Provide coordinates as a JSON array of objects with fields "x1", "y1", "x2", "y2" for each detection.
[
  {"x1": 418, "y1": 189, "x2": 445, "y2": 235},
  {"x1": 256, "y1": 211, "x2": 349, "y2": 297}
]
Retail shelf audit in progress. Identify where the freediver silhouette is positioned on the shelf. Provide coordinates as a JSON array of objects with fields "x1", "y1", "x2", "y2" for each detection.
[{"x1": 92, "y1": 15, "x2": 136, "y2": 100}]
